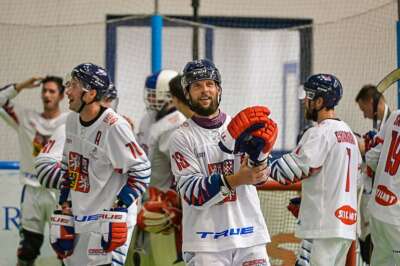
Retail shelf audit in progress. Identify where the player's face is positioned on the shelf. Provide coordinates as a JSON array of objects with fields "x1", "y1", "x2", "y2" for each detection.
[
  {"x1": 41, "y1": 81, "x2": 63, "y2": 111},
  {"x1": 65, "y1": 77, "x2": 86, "y2": 112},
  {"x1": 357, "y1": 99, "x2": 374, "y2": 119},
  {"x1": 188, "y1": 79, "x2": 220, "y2": 117}
]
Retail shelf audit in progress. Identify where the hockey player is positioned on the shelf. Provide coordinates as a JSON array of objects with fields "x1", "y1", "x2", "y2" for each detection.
[
  {"x1": 169, "y1": 59, "x2": 276, "y2": 265},
  {"x1": 355, "y1": 84, "x2": 391, "y2": 264},
  {"x1": 134, "y1": 70, "x2": 187, "y2": 266},
  {"x1": 0, "y1": 76, "x2": 67, "y2": 266},
  {"x1": 136, "y1": 74, "x2": 159, "y2": 154},
  {"x1": 50, "y1": 63, "x2": 150, "y2": 265},
  {"x1": 34, "y1": 83, "x2": 119, "y2": 190},
  {"x1": 365, "y1": 107, "x2": 400, "y2": 265},
  {"x1": 269, "y1": 74, "x2": 361, "y2": 265}
]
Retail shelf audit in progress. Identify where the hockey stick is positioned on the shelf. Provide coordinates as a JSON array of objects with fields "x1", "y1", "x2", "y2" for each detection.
[
  {"x1": 376, "y1": 68, "x2": 400, "y2": 93},
  {"x1": 372, "y1": 68, "x2": 400, "y2": 129}
]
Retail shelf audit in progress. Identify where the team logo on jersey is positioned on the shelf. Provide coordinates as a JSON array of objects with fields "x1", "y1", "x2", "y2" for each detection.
[
  {"x1": 334, "y1": 205, "x2": 357, "y2": 225},
  {"x1": 68, "y1": 151, "x2": 90, "y2": 193},
  {"x1": 32, "y1": 131, "x2": 50, "y2": 157},
  {"x1": 208, "y1": 160, "x2": 237, "y2": 202},
  {"x1": 103, "y1": 113, "x2": 118, "y2": 125},
  {"x1": 375, "y1": 185, "x2": 397, "y2": 206}
]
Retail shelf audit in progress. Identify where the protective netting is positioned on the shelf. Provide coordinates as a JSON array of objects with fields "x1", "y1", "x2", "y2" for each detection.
[
  {"x1": 0, "y1": 1, "x2": 397, "y2": 265},
  {"x1": 257, "y1": 185, "x2": 301, "y2": 265},
  {"x1": 0, "y1": 1, "x2": 396, "y2": 161}
]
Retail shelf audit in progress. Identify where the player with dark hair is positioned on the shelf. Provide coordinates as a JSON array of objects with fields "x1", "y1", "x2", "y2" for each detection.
[
  {"x1": 133, "y1": 70, "x2": 187, "y2": 265},
  {"x1": 355, "y1": 84, "x2": 390, "y2": 265},
  {"x1": 0, "y1": 76, "x2": 67, "y2": 266},
  {"x1": 355, "y1": 84, "x2": 389, "y2": 122},
  {"x1": 269, "y1": 74, "x2": 361, "y2": 265},
  {"x1": 50, "y1": 63, "x2": 150, "y2": 265},
  {"x1": 169, "y1": 74, "x2": 193, "y2": 119},
  {"x1": 170, "y1": 59, "x2": 278, "y2": 265}
]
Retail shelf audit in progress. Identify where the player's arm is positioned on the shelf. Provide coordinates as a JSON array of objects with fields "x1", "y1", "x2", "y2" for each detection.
[
  {"x1": 106, "y1": 122, "x2": 151, "y2": 208},
  {"x1": 269, "y1": 128, "x2": 325, "y2": 185},
  {"x1": 170, "y1": 131, "x2": 229, "y2": 209},
  {"x1": 0, "y1": 78, "x2": 42, "y2": 129},
  {"x1": 34, "y1": 125, "x2": 66, "y2": 189}
]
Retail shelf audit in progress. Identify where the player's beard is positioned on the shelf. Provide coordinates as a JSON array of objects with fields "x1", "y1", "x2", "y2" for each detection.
[
  {"x1": 189, "y1": 94, "x2": 220, "y2": 116},
  {"x1": 305, "y1": 103, "x2": 318, "y2": 122}
]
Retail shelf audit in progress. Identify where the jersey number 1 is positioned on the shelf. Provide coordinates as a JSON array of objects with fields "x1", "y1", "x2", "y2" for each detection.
[{"x1": 345, "y1": 147, "x2": 351, "y2": 192}]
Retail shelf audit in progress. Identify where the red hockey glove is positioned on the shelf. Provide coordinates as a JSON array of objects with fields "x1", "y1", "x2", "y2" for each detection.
[
  {"x1": 219, "y1": 106, "x2": 271, "y2": 154},
  {"x1": 100, "y1": 208, "x2": 128, "y2": 252}
]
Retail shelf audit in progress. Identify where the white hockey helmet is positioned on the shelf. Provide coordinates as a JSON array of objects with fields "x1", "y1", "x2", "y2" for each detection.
[{"x1": 144, "y1": 69, "x2": 178, "y2": 111}]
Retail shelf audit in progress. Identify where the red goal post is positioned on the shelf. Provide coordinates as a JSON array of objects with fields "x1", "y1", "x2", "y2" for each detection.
[{"x1": 256, "y1": 180, "x2": 356, "y2": 266}]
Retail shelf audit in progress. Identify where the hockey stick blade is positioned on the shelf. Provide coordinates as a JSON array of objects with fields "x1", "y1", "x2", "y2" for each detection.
[{"x1": 377, "y1": 68, "x2": 400, "y2": 93}]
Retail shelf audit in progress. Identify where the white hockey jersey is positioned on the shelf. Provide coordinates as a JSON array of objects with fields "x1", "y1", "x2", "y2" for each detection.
[
  {"x1": 362, "y1": 104, "x2": 391, "y2": 194},
  {"x1": 148, "y1": 109, "x2": 186, "y2": 191},
  {"x1": 294, "y1": 119, "x2": 361, "y2": 240},
  {"x1": 62, "y1": 108, "x2": 151, "y2": 233},
  {"x1": 366, "y1": 110, "x2": 400, "y2": 226},
  {"x1": 34, "y1": 124, "x2": 66, "y2": 189},
  {"x1": 169, "y1": 112, "x2": 270, "y2": 253},
  {"x1": 0, "y1": 84, "x2": 68, "y2": 187},
  {"x1": 137, "y1": 109, "x2": 157, "y2": 155}
]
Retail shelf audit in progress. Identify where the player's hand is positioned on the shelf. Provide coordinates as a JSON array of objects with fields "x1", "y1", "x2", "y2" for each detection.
[
  {"x1": 100, "y1": 208, "x2": 128, "y2": 252},
  {"x1": 219, "y1": 106, "x2": 270, "y2": 154},
  {"x1": 227, "y1": 156, "x2": 269, "y2": 188},
  {"x1": 15, "y1": 77, "x2": 43, "y2": 92},
  {"x1": 363, "y1": 130, "x2": 378, "y2": 152},
  {"x1": 219, "y1": 106, "x2": 278, "y2": 165},
  {"x1": 49, "y1": 210, "x2": 75, "y2": 259}
]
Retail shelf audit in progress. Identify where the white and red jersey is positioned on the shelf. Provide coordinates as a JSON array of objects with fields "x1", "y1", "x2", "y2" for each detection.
[
  {"x1": 148, "y1": 109, "x2": 186, "y2": 191},
  {"x1": 62, "y1": 108, "x2": 151, "y2": 233},
  {"x1": 366, "y1": 110, "x2": 400, "y2": 226},
  {"x1": 137, "y1": 109, "x2": 157, "y2": 155},
  {"x1": 34, "y1": 124, "x2": 66, "y2": 189},
  {"x1": 294, "y1": 119, "x2": 361, "y2": 240},
  {"x1": 0, "y1": 84, "x2": 68, "y2": 187},
  {"x1": 169, "y1": 112, "x2": 270, "y2": 253}
]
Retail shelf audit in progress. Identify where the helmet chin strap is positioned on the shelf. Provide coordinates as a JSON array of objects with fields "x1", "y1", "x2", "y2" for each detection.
[{"x1": 76, "y1": 91, "x2": 97, "y2": 113}]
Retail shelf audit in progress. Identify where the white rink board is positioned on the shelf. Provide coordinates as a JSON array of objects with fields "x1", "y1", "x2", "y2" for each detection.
[{"x1": 0, "y1": 169, "x2": 59, "y2": 266}]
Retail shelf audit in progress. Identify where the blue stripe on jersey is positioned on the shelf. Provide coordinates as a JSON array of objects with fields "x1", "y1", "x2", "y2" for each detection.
[
  {"x1": 111, "y1": 258, "x2": 124, "y2": 265},
  {"x1": 20, "y1": 185, "x2": 27, "y2": 204},
  {"x1": 113, "y1": 248, "x2": 126, "y2": 256},
  {"x1": 181, "y1": 173, "x2": 223, "y2": 206}
]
